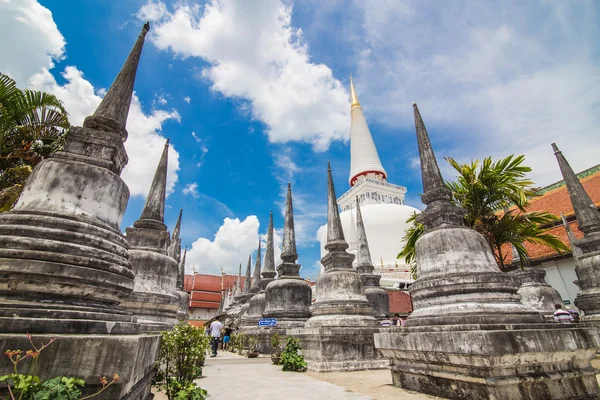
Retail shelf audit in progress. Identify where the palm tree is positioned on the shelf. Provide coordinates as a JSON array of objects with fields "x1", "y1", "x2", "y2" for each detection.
[
  {"x1": 398, "y1": 155, "x2": 568, "y2": 275},
  {"x1": 0, "y1": 73, "x2": 69, "y2": 211}
]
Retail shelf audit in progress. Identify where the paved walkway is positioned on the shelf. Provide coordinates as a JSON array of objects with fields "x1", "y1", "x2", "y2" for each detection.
[{"x1": 197, "y1": 351, "x2": 373, "y2": 399}]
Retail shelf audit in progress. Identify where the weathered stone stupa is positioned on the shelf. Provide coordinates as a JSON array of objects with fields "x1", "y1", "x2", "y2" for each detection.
[
  {"x1": 374, "y1": 104, "x2": 600, "y2": 399},
  {"x1": 355, "y1": 196, "x2": 389, "y2": 319},
  {"x1": 0, "y1": 23, "x2": 162, "y2": 399},
  {"x1": 553, "y1": 143, "x2": 600, "y2": 320},
  {"x1": 245, "y1": 211, "x2": 276, "y2": 325},
  {"x1": 263, "y1": 184, "x2": 312, "y2": 327},
  {"x1": 289, "y1": 164, "x2": 386, "y2": 372},
  {"x1": 121, "y1": 139, "x2": 180, "y2": 330},
  {"x1": 513, "y1": 268, "x2": 563, "y2": 320},
  {"x1": 239, "y1": 254, "x2": 253, "y2": 318},
  {"x1": 176, "y1": 245, "x2": 188, "y2": 319},
  {"x1": 241, "y1": 239, "x2": 262, "y2": 326}
]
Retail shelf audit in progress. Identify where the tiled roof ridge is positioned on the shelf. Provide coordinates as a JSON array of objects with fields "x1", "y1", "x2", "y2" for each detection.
[{"x1": 535, "y1": 164, "x2": 600, "y2": 196}]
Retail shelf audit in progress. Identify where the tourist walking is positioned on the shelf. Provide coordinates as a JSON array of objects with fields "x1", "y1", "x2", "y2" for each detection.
[
  {"x1": 209, "y1": 317, "x2": 223, "y2": 357},
  {"x1": 222, "y1": 326, "x2": 232, "y2": 351},
  {"x1": 554, "y1": 304, "x2": 574, "y2": 323}
]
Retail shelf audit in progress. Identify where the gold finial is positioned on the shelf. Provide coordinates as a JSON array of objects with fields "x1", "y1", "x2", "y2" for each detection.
[{"x1": 350, "y1": 74, "x2": 360, "y2": 108}]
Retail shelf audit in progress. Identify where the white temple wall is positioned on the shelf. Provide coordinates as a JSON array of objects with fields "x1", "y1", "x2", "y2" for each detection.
[{"x1": 536, "y1": 257, "x2": 579, "y2": 310}]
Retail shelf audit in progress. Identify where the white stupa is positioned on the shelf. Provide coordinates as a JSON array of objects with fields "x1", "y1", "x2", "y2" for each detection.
[{"x1": 318, "y1": 76, "x2": 419, "y2": 289}]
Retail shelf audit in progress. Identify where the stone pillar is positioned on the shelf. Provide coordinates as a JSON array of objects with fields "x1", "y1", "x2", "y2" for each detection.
[
  {"x1": 374, "y1": 104, "x2": 600, "y2": 399},
  {"x1": 288, "y1": 165, "x2": 386, "y2": 372},
  {"x1": 0, "y1": 23, "x2": 161, "y2": 399},
  {"x1": 263, "y1": 184, "x2": 312, "y2": 328},
  {"x1": 120, "y1": 140, "x2": 180, "y2": 331},
  {"x1": 553, "y1": 144, "x2": 600, "y2": 320},
  {"x1": 355, "y1": 196, "x2": 389, "y2": 319}
]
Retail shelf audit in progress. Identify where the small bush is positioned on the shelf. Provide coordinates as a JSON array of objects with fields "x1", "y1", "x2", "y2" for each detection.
[
  {"x1": 153, "y1": 322, "x2": 210, "y2": 400},
  {"x1": 280, "y1": 337, "x2": 307, "y2": 372}
]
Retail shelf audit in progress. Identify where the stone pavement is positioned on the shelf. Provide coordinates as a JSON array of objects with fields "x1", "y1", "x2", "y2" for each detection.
[{"x1": 153, "y1": 350, "x2": 438, "y2": 400}]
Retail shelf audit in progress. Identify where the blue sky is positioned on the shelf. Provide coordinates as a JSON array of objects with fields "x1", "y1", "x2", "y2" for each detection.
[{"x1": 2, "y1": 0, "x2": 599, "y2": 279}]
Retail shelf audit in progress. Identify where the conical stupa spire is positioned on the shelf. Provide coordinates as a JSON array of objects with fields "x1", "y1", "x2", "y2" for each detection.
[
  {"x1": 263, "y1": 211, "x2": 276, "y2": 277},
  {"x1": 413, "y1": 104, "x2": 464, "y2": 231},
  {"x1": 561, "y1": 213, "x2": 583, "y2": 261},
  {"x1": 243, "y1": 254, "x2": 252, "y2": 295},
  {"x1": 86, "y1": 23, "x2": 150, "y2": 133},
  {"x1": 250, "y1": 238, "x2": 262, "y2": 293},
  {"x1": 167, "y1": 209, "x2": 182, "y2": 259},
  {"x1": 552, "y1": 143, "x2": 600, "y2": 235},
  {"x1": 177, "y1": 246, "x2": 187, "y2": 291},
  {"x1": 138, "y1": 138, "x2": 169, "y2": 226},
  {"x1": 326, "y1": 162, "x2": 348, "y2": 252},
  {"x1": 281, "y1": 183, "x2": 298, "y2": 263},
  {"x1": 355, "y1": 196, "x2": 373, "y2": 273},
  {"x1": 233, "y1": 263, "x2": 242, "y2": 298},
  {"x1": 414, "y1": 104, "x2": 450, "y2": 203},
  {"x1": 349, "y1": 76, "x2": 386, "y2": 186}
]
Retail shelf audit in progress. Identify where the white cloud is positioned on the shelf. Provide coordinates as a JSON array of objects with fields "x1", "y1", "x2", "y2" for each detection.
[
  {"x1": 352, "y1": 0, "x2": 600, "y2": 186},
  {"x1": 0, "y1": 0, "x2": 65, "y2": 86},
  {"x1": 138, "y1": 0, "x2": 349, "y2": 151},
  {"x1": 157, "y1": 95, "x2": 167, "y2": 105},
  {"x1": 184, "y1": 96, "x2": 191, "y2": 104},
  {"x1": 28, "y1": 66, "x2": 181, "y2": 197},
  {"x1": 186, "y1": 215, "x2": 283, "y2": 276},
  {"x1": 183, "y1": 182, "x2": 200, "y2": 198}
]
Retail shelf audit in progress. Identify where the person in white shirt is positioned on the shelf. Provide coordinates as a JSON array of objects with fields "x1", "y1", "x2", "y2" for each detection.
[
  {"x1": 554, "y1": 304, "x2": 574, "y2": 324},
  {"x1": 209, "y1": 317, "x2": 223, "y2": 357}
]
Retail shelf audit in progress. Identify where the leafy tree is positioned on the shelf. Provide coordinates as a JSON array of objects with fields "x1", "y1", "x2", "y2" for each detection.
[
  {"x1": 0, "y1": 73, "x2": 69, "y2": 211},
  {"x1": 398, "y1": 155, "x2": 568, "y2": 274}
]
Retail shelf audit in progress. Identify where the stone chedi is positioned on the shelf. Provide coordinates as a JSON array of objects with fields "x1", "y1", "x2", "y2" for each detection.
[
  {"x1": 175, "y1": 244, "x2": 188, "y2": 319},
  {"x1": 319, "y1": 77, "x2": 419, "y2": 284},
  {"x1": 374, "y1": 104, "x2": 600, "y2": 399},
  {"x1": 513, "y1": 268, "x2": 563, "y2": 320},
  {"x1": 508, "y1": 239, "x2": 563, "y2": 319},
  {"x1": 241, "y1": 238, "x2": 263, "y2": 326},
  {"x1": 553, "y1": 143, "x2": 600, "y2": 320},
  {"x1": 244, "y1": 212, "x2": 277, "y2": 331},
  {"x1": 0, "y1": 24, "x2": 163, "y2": 399},
  {"x1": 121, "y1": 139, "x2": 180, "y2": 330},
  {"x1": 238, "y1": 254, "x2": 253, "y2": 317},
  {"x1": 355, "y1": 196, "x2": 389, "y2": 319},
  {"x1": 289, "y1": 164, "x2": 386, "y2": 372},
  {"x1": 263, "y1": 184, "x2": 312, "y2": 327}
]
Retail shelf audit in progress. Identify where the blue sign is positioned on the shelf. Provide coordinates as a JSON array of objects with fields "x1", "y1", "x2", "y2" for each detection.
[{"x1": 258, "y1": 318, "x2": 277, "y2": 327}]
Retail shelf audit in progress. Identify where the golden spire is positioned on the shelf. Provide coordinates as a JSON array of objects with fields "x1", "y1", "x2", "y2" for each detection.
[{"x1": 350, "y1": 74, "x2": 360, "y2": 108}]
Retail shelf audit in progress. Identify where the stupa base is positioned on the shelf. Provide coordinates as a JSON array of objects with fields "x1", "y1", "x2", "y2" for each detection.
[
  {"x1": 375, "y1": 323, "x2": 600, "y2": 400},
  {"x1": 0, "y1": 333, "x2": 160, "y2": 399},
  {"x1": 287, "y1": 326, "x2": 387, "y2": 372}
]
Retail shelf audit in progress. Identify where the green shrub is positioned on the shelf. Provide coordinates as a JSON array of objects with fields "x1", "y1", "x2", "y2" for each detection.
[
  {"x1": 280, "y1": 337, "x2": 307, "y2": 372},
  {"x1": 153, "y1": 322, "x2": 210, "y2": 400}
]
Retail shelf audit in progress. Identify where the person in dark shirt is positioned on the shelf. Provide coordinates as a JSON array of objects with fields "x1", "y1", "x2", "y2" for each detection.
[{"x1": 222, "y1": 326, "x2": 233, "y2": 351}]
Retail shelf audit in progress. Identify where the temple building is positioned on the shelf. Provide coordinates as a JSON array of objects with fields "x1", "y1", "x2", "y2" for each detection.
[
  {"x1": 504, "y1": 164, "x2": 600, "y2": 309},
  {"x1": 318, "y1": 77, "x2": 419, "y2": 288}
]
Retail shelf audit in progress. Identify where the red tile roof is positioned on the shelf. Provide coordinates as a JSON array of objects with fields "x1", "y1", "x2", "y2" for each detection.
[{"x1": 503, "y1": 164, "x2": 600, "y2": 264}]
